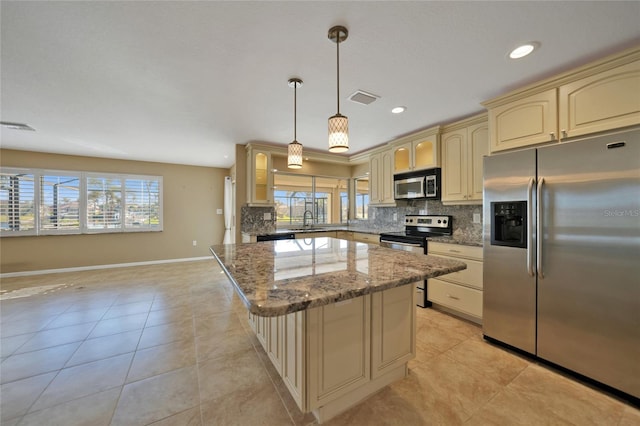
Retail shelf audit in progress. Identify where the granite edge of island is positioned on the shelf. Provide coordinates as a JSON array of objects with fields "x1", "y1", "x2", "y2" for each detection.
[{"x1": 210, "y1": 241, "x2": 467, "y2": 317}]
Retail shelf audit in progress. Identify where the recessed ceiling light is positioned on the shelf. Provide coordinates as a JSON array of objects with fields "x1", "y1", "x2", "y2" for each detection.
[
  {"x1": 1, "y1": 121, "x2": 35, "y2": 131},
  {"x1": 391, "y1": 106, "x2": 406, "y2": 114},
  {"x1": 509, "y1": 43, "x2": 539, "y2": 59}
]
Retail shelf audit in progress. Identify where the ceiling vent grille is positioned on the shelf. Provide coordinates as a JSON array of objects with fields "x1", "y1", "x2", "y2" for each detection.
[{"x1": 348, "y1": 90, "x2": 380, "y2": 105}]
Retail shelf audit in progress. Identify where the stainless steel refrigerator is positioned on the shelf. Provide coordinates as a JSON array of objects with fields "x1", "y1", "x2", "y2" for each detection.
[{"x1": 483, "y1": 127, "x2": 640, "y2": 399}]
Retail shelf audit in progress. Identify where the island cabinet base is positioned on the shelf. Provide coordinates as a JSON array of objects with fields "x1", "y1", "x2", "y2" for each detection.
[{"x1": 248, "y1": 284, "x2": 417, "y2": 424}]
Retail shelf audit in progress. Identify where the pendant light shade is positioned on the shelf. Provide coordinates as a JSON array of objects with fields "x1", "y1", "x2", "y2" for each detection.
[
  {"x1": 328, "y1": 26, "x2": 349, "y2": 153},
  {"x1": 287, "y1": 78, "x2": 303, "y2": 169},
  {"x1": 288, "y1": 140, "x2": 303, "y2": 169},
  {"x1": 328, "y1": 113, "x2": 349, "y2": 153}
]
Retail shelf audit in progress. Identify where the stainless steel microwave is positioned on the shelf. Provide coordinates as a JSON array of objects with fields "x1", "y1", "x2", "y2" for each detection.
[{"x1": 394, "y1": 169, "x2": 441, "y2": 200}]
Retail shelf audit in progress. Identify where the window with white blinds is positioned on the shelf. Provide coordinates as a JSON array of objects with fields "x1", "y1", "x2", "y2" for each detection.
[
  {"x1": 124, "y1": 178, "x2": 161, "y2": 230},
  {"x1": 40, "y1": 173, "x2": 81, "y2": 233},
  {"x1": 0, "y1": 167, "x2": 162, "y2": 237},
  {"x1": 87, "y1": 175, "x2": 123, "y2": 230},
  {"x1": 1, "y1": 170, "x2": 36, "y2": 235}
]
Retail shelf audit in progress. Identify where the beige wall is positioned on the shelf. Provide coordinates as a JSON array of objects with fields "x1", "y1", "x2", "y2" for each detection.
[
  {"x1": 351, "y1": 161, "x2": 369, "y2": 178},
  {"x1": 1, "y1": 149, "x2": 228, "y2": 273},
  {"x1": 272, "y1": 155, "x2": 352, "y2": 178}
]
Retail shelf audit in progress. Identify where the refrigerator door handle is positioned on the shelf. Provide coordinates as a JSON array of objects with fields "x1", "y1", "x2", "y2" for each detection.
[
  {"x1": 536, "y1": 177, "x2": 545, "y2": 278},
  {"x1": 527, "y1": 178, "x2": 535, "y2": 277}
]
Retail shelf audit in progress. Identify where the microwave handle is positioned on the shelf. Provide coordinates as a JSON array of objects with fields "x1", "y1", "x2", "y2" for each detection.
[{"x1": 425, "y1": 175, "x2": 436, "y2": 197}]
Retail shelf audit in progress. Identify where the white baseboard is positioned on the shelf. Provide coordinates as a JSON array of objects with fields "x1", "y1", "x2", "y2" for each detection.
[{"x1": 0, "y1": 256, "x2": 212, "y2": 279}]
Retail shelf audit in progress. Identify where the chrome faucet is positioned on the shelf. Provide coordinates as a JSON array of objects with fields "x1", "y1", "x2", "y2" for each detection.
[{"x1": 303, "y1": 210, "x2": 314, "y2": 228}]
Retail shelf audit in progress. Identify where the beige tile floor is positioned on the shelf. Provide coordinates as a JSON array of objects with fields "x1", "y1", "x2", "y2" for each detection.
[{"x1": 1, "y1": 260, "x2": 638, "y2": 425}]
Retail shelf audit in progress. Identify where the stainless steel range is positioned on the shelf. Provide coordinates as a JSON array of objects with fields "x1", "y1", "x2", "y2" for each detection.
[{"x1": 380, "y1": 215, "x2": 453, "y2": 307}]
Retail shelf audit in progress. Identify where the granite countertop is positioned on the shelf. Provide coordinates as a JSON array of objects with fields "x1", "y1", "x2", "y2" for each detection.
[
  {"x1": 245, "y1": 226, "x2": 391, "y2": 237},
  {"x1": 245, "y1": 227, "x2": 483, "y2": 247},
  {"x1": 427, "y1": 236, "x2": 483, "y2": 247},
  {"x1": 210, "y1": 237, "x2": 466, "y2": 317}
]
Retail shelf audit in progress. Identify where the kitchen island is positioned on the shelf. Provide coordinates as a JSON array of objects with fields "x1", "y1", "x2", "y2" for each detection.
[{"x1": 210, "y1": 237, "x2": 466, "y2": 423}]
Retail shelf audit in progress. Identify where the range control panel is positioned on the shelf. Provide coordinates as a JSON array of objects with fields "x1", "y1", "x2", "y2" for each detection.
[{"x1": 405, "y1": 215, "x2": 451, "y2": 229}]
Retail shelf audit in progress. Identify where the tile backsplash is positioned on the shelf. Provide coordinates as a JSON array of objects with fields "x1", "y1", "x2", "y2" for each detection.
[
  {"x1": 240, "y1": 206, "x2": 276, "y2": 234},
  {"x1": 241, "y1": 200, "x2": 483, "y2": 244},
  {"x1": 366, "y1": 200, "x2": 483, "y2": 244}
]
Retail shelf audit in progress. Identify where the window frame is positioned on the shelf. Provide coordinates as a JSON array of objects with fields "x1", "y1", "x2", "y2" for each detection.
[
  {"x1": 39, "y1": 170, "x2": 82, "y2": 236},
  {"x1": 0, "y1": 167, "x2": 163, "y2": 237},
  {"x1": 273, "y1": 173, "x2": 350, "y2": 228},
  {"x1": 0, "y1": 168, "x2": 38, "y2": 236}
]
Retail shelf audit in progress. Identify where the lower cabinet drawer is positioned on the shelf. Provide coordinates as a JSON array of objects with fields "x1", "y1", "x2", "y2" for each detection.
[
  {"x1": 353, "y1": 232, "x2": 379, "y2": 244},
  {"x1": 429, "y1": 255, "x2": 483, "y2": 289},
  {"x1": 428, "y1": 279, "x2": 482, "y2": 318}
]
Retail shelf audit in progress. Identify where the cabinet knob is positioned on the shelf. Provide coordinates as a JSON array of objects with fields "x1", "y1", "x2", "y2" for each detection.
[
  {"x1": 561, "y1": 129, "x2": 568, "y2": 139},
  {"x1": 549, "y1": 132, "x2": 556, "y2": 141}
]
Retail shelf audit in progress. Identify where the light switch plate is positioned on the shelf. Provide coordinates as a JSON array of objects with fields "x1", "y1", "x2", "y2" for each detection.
[
  {"x1": 216, "y1": 208, "x2": 223, "y2": 215},
  {"x1": 263, "y1": 212, "x2": 272, "y2": 220},
  {"x1": 473, "y1": 213, "x2": 481, "y2": 223}
]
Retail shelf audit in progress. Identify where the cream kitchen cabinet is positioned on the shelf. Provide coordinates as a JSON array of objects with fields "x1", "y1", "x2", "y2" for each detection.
[
  {"x1": 487, "y1": 88, "x2": 558, "y2": 153},
  {"x1": 335, "y1": 230, "x2": 353, "y2": 240},
  {"x1": 249, "y1": 284, "x2": 416, "y2": 422},
  {"x1": 369, "y1": 149, "x2": 395, "y2": 206},
  {"x1": 391, "y1": 127, "x2": 440, "y2": 173},
  {"x1": 441, "y1": 115, "x2": 488, "y2": 204},
  {"x1": 427, "y1": 242, "x2": 483, "y2": 322},
  {"x1": 295, "y1": 231, "x2": 337, "y2": 239},
  {"x1": 307, "y1": 296, "x2": 371, "y2": 412},
  {"x1": 370, "y1": 284, "x2": 415, "y2": 379},
  {"x1": 246, "y1": 145, "x2": 273, "y2": 205},
  {"x1": 352, "y1": 232, "x2": 379, "y2": 244},
  {"x1": 558, "y1": 60, "x2": 640, "y2": 138},
  {"x1": 485, "y1": 50, "x2": 640, "y2": 153}
]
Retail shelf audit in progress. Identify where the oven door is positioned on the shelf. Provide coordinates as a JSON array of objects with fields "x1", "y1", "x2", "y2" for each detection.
[{"x1": 379, "y1": 236, "x2": 430, "y2": 307}]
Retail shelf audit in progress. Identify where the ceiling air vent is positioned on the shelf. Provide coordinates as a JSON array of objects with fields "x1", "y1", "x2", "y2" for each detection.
[{"x1": 348, "y1": 90, "x2": 380, "y2": 105}]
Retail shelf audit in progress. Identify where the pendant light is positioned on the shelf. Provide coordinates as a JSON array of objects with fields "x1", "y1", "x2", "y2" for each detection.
[
  {"x1": 287, "y1": 78, "x2": 303, "y2": 169},
  {"x1": 327, "y1": 26, "x2": 349, "y2": 153}
]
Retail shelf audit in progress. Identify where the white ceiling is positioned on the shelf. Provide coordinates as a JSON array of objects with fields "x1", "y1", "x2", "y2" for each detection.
[{"x1": 2, "y1": 1, "x2": 639, "y2": 169}]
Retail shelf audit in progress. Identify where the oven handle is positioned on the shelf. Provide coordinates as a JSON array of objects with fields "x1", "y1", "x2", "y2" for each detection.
[{"x1": 379, "y1": 239, "x2": 423, "y2": 248}]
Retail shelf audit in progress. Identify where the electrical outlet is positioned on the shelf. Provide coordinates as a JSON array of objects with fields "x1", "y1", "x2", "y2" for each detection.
[
  {"x1": 192, "y1": 240, "x2": 197, "y2": 246},
  {"x1": 393, "y1": 213, "x2": 398, "y2": 221},
  {"x1": 263, "y1": 212, "x2": 272, "y2": 220},
  {"x1": 473, "y1": 213, "x2": 481, "y2": 224},
  {"x1": 419, "y1": 209, "x2": 427, "y2": 215},
  {"x1": 216, "y1": 208, "x2": 223, "y2": 215}
]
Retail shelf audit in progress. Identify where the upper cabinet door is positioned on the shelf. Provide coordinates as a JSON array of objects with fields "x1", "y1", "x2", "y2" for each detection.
[
  {"x1": 467, "y1": 123, "x2": 489, "y2": 201},
  {"x1": 559, "y1": 60, "x2": 640, "y2": 139},
  {"x1": 489, "y1": 88, "x2": 558, "y2": 153},
  {"x1": 247, "y1": 147, "x2": 273, "y2": 205},
  {"x1": 393, "y1": 143, "x2": 412, "y2": 174},
  {"x1": 393, "y1": 133, "x2": 440, "y2": 174},
  {"x1": 441, "y1": 129, "x2": 467, "y2": 202},
  {"x1": 412, "y1": 138, "x2": 439, "y2": 171}
]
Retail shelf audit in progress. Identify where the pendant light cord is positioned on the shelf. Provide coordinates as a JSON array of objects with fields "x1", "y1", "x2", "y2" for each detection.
[
  {"x1": 336, "y1": 36, "x2": 340, "y2": 114},
  {"x1": 293, "y1": 83, "x2": 297, "y2": 141}
]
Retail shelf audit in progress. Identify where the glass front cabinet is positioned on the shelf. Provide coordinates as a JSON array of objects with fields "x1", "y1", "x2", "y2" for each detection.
[
  {"x1": 247, "y1": 145, "x2": 273, "y2": 205},
  {"x1": 392, "y1": 126, "x2": 440, "y2": 174}
]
